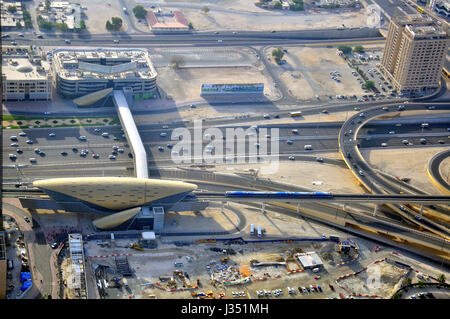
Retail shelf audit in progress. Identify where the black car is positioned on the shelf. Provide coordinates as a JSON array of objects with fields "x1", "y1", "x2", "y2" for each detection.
[
  {"x1": 24, "y1": 217, "x2": 30, "y2": 223},
  {"x1": 72, "y1": 148, "x2": 78, "y2": 153},
  {"x1": 128, "y1": 153, "x2": 133, "y2": 158},
  {"x1": 16, "y1": 149, "x2": 23, "y2": 154},
  {"x1": 61, "y1": 151, "x2": 68, "y2": 156},
  {"x1": 51, "y1": 242, "x2": 59, "y2": 249}
]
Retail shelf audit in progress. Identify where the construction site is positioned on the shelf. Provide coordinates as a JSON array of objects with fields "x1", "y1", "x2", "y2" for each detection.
[{"x1": 72, "y1": 231, "x2": 449, "y2": 299}]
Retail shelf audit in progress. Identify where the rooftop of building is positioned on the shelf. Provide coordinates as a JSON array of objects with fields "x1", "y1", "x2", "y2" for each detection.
[
  {"x1": 146, "y1": 9, "x2": 189, "y2": 29},
  {"x1": 52, "y1": 48, "x2": 157, "y2": 81},
  {"x1": 2, "y1": 48, "x2": 51, "y2": 81}
]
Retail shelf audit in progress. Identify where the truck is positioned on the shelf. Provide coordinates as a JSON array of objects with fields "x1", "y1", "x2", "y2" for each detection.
[
  {"x1": 250, "y1": 224, "x2": 255, "y2": 236},
  {"x1": 123, "y1": 7, "x2": 128, "y2": 14},
  {"x1": 329, "y1": 235, "x2": 340, "y2": 241},
  {"x1": 257, "y1": 225, "x2": 262, "y2": 238}
]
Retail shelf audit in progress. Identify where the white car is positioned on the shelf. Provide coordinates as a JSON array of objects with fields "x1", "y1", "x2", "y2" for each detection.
[
  {"x1": 109, "y1": 155, "x2": 116, "y2": 160},
  {"x1": 49, "y1": 132, "x2": 56, "y2": 137},
  {"x1": 19, "y1": 132, "x2": 27, "y2": 137},
  {"x1": 160, "y1": 132, "x2": 167, "y2": 137},
  {"x1": 102, "y1": 132, "x2": 109, "y2": 137}
]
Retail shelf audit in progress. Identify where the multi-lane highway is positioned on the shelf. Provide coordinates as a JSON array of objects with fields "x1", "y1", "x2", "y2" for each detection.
[
  {"x1": 3, "y1": 115, "x2": 450, "y2": 170},
  {"x1": 5, "y1": 28, "x2": 383, "y2": 47},
  {"x1": 339, "y1": 102, "x2": 450, "y2": 239}
]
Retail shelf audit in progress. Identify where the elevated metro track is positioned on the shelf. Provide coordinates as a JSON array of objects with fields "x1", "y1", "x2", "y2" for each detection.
[{"x1": 4, "y1": 188, "x2": 450, "y2": 204}]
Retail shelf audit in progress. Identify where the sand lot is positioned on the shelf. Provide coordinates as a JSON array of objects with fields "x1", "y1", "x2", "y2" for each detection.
[
  {"x1": 73, "y1": 0, "x2": 128, "y2": 33},
  {"x1": 156, "y1": 66, "x2": 281, "y2": 102},
  {"x1": 213, "y1": 160, "x2": 364, "y2": 194},
  {"x1": 361, "y1": 147, "x2": 449, "y2": 194},
  {"x1": 272, "y1": 46, "x2": 367, "y2": 100},
  {"x1": 159, "y1": 2, "x2": 369, "y2": 31}
]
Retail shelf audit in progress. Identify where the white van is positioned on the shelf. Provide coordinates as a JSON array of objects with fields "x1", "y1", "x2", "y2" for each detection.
[
  {"x1": 250, "y1": 224, "x2": 255, "y2": 236},
  {"x1": 304, "y1": 145, "x2": 312, "y2": 150}
]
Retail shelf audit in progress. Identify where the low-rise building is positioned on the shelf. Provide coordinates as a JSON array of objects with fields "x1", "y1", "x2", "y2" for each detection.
[
  {"x1": 295, "y1": 252, "x2": 324, "y2": 269},
  {"x1": 36, "y1": 0, "x2": 84, "y2": 30},
  {"x1": 52, "y1": 48, "x2": 157, "y2": 99},
  {"x1": 0, "y1": 1, "x2": 25, "y2": 28},
  {"x1": 146, "y1": 9, "x2": 189, "y2": 32},
  {"x1": 2, "y1": 47, "x2": 53, "y2": 101}
]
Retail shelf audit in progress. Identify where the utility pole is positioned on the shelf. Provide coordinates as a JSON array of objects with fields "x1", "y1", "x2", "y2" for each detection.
[
  {"x1": 261, "y1": 202, "x2": 266, "y2": 214},
  {"x1": 373, "y1": 204, "x2": 378, "y2": 217},
  {"x1": 297, "y1": 202, "x2": 300, "y2": 214}
]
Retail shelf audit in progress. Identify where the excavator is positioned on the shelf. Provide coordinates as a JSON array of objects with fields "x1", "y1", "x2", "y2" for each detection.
[{"x1": 129, "y1": 242, "x2": 143, "y2": 250}]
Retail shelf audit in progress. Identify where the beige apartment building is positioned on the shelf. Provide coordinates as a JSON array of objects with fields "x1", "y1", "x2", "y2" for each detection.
[
  {"x1": 2, "y1": 47, "x2": 53, "y2": 101},
  {"x1": 380, "y1": 14, "x2": 449, "y2": 93}
]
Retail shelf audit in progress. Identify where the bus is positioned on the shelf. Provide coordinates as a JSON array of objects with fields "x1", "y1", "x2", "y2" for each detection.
[
  {"x1": 416, "y1": 6, "x2": 424, "y2": 13},
  {"x1": 257, "y1": 226, "x2": 263, "y2": 238},
  {"x1": 290, "y1": 111, "x2": 302, "y2": 117},
  {"x1": 250, "y1": 224, "x2": 255, "y2": 236}
]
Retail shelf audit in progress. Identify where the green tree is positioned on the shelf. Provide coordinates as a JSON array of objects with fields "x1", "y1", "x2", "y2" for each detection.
[
  {"x1": 55, "y1": 22, "x2": 68, "y2": 31},
  {"x1": 274, "y1": 1, "x2": 282, "y2": 9},
  {"x1": 201, "y1": 6, "x2": 210, "y2": 14},
  {"x1": 45, "y1": 0, "x2": 51, "y2": 11},
  {"x1": 188, "y1": 22, "x2": 194, "y2": 30},
  {"x1": 437, "y1": 274, "x2": 446, "y2": 283},
  {"x1": 417, "y1": 281, "x2": 425, "y2": 288},
  {"x1": 7, "y1": 5, "x2": 17, "y2": 13},
  {"x1": 132, "y1": 5, "x2": 147, "y2": 19},
  {"x1": 37, "y1": 15, "x2": 53, "y2": 30},
  {"x1": 170, "y1": 55, "x2": 185, "y2": 69},
  {"x1": 16, "y1": 21, "x2": 22, "y2": 28},
  {"x1": 291, "y1": 0, "x2": 304, "y2": 11},
  {"x1": 338, "y1": 45, "x2": 352, "y2": 54},
  {"x1": 111, "y1": 17, "x2": 123, "y2": 30},
  {"x1": 391, "y1": 291, "x2": 402, "y2": 299},
  {"x1": 106, "y1": 20, "x2": 113, "y2": 31},
  {"x1": 364, "y1": 81, "x2": 375, "y2": 90},
  {"x1": 354, "y1": 45, "x2": 365, "y2": 53},
  {"x1": 23, "y1": 10, "x2": 33, "y2": 28},
  {"x1": 403, "y1": 277, "x2": 412, "y2": 286},
  {"x1": 272, "y1": 48, "x2": 285, "y2": 64},
  {"x1": 80, "y1": 20, "x2": 86, "y2": 30}
]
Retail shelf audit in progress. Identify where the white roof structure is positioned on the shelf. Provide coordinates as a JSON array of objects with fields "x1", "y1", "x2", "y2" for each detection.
[
  {"x1": 295, "y1": 252, "x2": 323, "y2": 269},
  {"x1": 142, "y1": 231, "x2": 156, "y2": 240},
  {"x1": 113, "y1": 90, "x2": 148, "y2": 179}
]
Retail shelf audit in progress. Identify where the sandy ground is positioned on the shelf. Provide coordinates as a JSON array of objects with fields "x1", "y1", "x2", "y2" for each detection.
[
  {"x1": 439, "y1": 157, "x2": 450, "y2": 186},
  {"x1": 272, "y1": 46, "x2": 367, "y2": 100},
  {"x1": 74, "y1": 0, "x2": 128, "y2": 33},
  {"x1": 212, "y1": 160, "x2": 364, "y2": 194},
  {"x1": 361, "y1": 147, "x2": 449, "y2": 194},
  {"x1": 156, "y1": 66, "x2": 281, "y2": 102},
  {"x1": 338, "y1": 261, "x2": 409, "y2": 298},
  {"x1": 171, "y1": 5, "x2": 368, "y2": 31}
]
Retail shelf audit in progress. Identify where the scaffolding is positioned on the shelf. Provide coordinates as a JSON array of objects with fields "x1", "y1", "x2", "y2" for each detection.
[{"x1": 68, "y1": 233, "x2": 87, "y2": 299}]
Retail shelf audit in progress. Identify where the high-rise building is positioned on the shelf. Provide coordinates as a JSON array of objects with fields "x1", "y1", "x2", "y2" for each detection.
[{"x1": 380, "y1": 14, "x2": 449, "y2": 93}]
